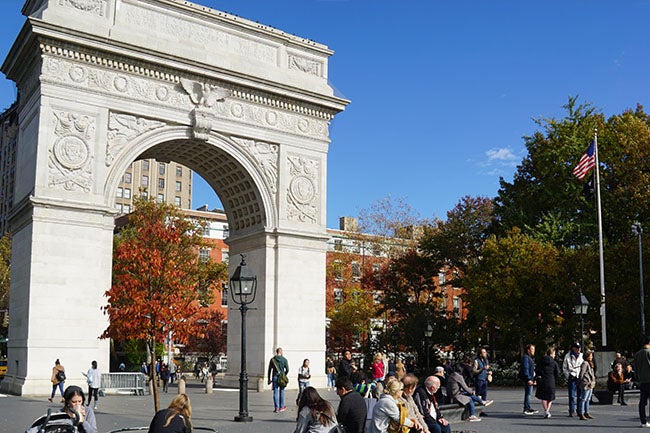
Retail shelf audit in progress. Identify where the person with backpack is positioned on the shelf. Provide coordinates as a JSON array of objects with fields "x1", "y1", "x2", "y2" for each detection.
[
  {"x1": 520, "y1": 344, "x2": 538, "y2": 415},
  {"x1": 49, "y1": 359, "x2": 66, "y2": 403},
  {"x1": 268, "y1": 347, "x2": 289, "y2": 413}
]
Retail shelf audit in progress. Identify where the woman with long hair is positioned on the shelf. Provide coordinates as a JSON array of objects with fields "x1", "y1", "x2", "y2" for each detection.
[
  {"x1": 63, "y1": 385, "x2": 97, "y2": 433},
  {"x1": 535, "y1": 346, "x2": 560, "y2": 419},
  {"x1": 294, "y1": 386, "x2": 337, "y2": 433},
  {"x1": 149, "y1": 393, "x2": 193, "y2": 433},
  {"x1": 578, "y1": 350, "x2": 596, "y2": 420}
]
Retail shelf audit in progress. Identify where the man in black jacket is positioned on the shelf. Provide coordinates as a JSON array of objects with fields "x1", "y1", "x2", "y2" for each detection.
[
  {"x1": 336, "y1": 377, "x2": 367, "y2": 433},
  {"x1": 338, "y1": 350, "x2": 354, "y2": 380},
  {"x1": 414, "y1": 375, "x2": 451, "y2": 433}
]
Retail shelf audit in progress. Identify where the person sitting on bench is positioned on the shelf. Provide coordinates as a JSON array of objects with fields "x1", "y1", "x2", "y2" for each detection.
[{"x1": 608, "y1": 362, "x2": 631, "y2": 405}]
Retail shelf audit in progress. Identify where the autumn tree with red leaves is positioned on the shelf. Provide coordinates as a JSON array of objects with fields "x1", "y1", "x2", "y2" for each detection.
[{"x1": 102, "y1": 197, "x2": 227, "y2": 412}]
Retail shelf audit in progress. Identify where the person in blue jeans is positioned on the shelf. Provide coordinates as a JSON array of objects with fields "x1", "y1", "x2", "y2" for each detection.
[
  {"x1": 562, "y1": 342, "x2": 584, "y2": 417},
  {"x1": 473, "y1": 347, "x2": 491, "y2": 402},
  {"x1": 521, "y1": 344, "x2": 538, "y2": 415},
  {"x1": 267, "y1": 347, "x2": 289, "y2": 412},
  {"x1": 49, "y1": 359, "x2": 66, "y2": 403}
]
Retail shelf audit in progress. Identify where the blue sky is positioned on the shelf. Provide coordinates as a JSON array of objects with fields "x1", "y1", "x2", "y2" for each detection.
[{"x1": 1, "y1": 1, "x2": 649, "y2": 228}]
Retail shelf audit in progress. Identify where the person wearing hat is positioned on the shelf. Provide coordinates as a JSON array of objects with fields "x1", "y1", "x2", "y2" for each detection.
[{"x1": 562, "y1": 342, "x2": 584, "y2": 417}]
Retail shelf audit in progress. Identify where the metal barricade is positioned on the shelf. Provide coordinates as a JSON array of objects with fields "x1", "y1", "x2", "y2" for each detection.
[{"x1": 100, "y1": 372, "x2": 147, "y2": 395}]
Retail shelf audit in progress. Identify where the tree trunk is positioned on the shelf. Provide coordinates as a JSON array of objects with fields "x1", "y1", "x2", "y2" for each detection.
[{"x1": 150, "y1": 339, "x2": 160, "y2": 413}]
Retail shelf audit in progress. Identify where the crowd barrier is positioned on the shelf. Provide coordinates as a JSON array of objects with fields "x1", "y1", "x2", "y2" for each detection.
[{"x1": 99, "y1": 372, "x2": 147, "y2": 396}]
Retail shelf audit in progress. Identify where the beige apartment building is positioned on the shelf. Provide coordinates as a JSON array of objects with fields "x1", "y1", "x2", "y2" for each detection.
[{"x1": 114, "y1": 159, "x2": 193, "y2": 214}]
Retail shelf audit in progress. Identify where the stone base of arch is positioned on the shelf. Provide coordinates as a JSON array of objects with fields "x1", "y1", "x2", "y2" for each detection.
[{"x1": 222, "y1": 230, "x2": 327, "y2": 391}]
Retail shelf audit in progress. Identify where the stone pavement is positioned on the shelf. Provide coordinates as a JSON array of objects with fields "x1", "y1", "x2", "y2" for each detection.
[{"x1": 0, "y1": 380, "x2": 644, "y2": 433}]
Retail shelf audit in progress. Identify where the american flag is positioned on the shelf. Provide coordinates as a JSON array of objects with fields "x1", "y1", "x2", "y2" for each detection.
[{"x1": 573, "y1": 141, "x2": 596, "y2": 180}]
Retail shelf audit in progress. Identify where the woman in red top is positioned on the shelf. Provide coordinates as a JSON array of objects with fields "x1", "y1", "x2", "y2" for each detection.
[{"x1": 371, "y1": 353, "x2": 386, "y2": 384}]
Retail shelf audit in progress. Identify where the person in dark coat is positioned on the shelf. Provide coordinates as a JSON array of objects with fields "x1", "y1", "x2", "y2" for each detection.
[
  {"x1": 535, "y1": 346, "x2": 560, "y2": 419},
  {"x1": 336, "y1": 377, "x2": 367, "y2": 433},
  {"x1": 338, "y1": 350, "x2": 354, "y2": 381}
]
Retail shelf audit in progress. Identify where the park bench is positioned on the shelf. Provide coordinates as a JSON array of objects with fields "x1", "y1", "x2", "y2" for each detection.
[
  {"x1": 440, "y1": 401, "x2": 487, "y2": 421},
  {"x1": 99, "y1": 372, "x2": 148, "y2": 396},
  {"x1": 592, "y1": 387, "x2": 639, "y2": 404}
]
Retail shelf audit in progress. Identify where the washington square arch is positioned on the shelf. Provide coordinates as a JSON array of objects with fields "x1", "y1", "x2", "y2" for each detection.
[{"x1": 0, "y1": 0, "x2": 348, "y2": 395}]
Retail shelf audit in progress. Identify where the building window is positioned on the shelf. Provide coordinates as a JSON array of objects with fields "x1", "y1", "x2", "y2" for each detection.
[
  {"x1": 333, "y1": 260, "x2": 343, "y2": 281},
  {"x1": 124, "y1": 188, "x2": 131, "y2": 199},
  {"x1": 439, "y1": 272, "x2": 446, "y2": 285},
  {"x1": 116, "y1": 203, "x2": 123, "y2": 213},
  {"x1": 198, "y1": 249, "x2": 210, "y2": 262},
  {"x1": 141, "y1": 175, "x2": 149, "y2": 187},
  {"x1": 159, "y1": 163, "x2": 165, "y2": 175},
  {"x1": 176, "y1": 166, "x2": 182, "y2": 177},
  {"x1": 123, "y1": 204, "x2": 131, "y2": 214},
  {"x1": 175, "y1": 181, "x2": 182, "y2": 192},
  {"x1": 334, "y1": 288, "x2": 343, "y2": 304},
  {"x1": 157, "y1": 193, "x2": 164, "y2": 203},
  {"x1": 203, "y1": 225, "x2": 211, "y2": 236},
  {"x1": 352, "y1": 262, "x2": 361, "y2": 281},
  {"x1": 123, "y1": 172, "x2": 132, "y2": 184},
  {"x1": 221, "y1": 285, "x2": 228, "y2": 307},
  {"x1": 453, "y1": 296, "x2": 460, "y2": 318},
  {"x1": 116, "y1": 187, "x2": 123, "y2": 198},
  {"x1": 158, "y1": 178, "x2": 165, "y2": 189},
  {"x1": 221, "y1": 250, "x2": 229, "y2": 264},
  {"x1": 142, "y1": 160, "x2": 149, "y2": 170},
  {"x1": 174, "y1": 196, "x2": 181, "y2": 207},
  {"x1": 334, "y1": 239, "x2": 343, "y2": 251},
  {"x1": 141, "y1": 191, "x2": 148, "y2": 200},
  {"x1": 223, "y1": 225, "x2": 229, "y2": 238}
]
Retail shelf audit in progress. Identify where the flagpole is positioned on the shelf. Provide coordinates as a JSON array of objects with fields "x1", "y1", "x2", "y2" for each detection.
[{"x1": 594, "y1": 128, "x2": 607, "y2": 348}]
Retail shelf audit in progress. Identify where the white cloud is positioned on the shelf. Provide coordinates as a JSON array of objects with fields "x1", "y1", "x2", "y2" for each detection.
[{"x1": 486, "y1": 147, "x2": 517, "y2": 162}]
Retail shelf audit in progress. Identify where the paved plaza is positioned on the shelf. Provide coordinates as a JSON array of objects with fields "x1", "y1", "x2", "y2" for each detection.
[{"x1": 0, "y1": 380, "x2": 645, "y2": 433}]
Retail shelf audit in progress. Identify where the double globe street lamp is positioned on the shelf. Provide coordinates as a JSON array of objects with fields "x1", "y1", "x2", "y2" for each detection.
[{"x1": 230, "y1": 254, "x2": 257, "y2": 423}]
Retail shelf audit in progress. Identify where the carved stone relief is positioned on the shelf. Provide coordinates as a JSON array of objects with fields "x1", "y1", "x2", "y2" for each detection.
[
  {"x1": 230, "y1": 136, "x2": 278, "y2": 194},
  {"x1": 286, "y1": 155, "x2": 319, "y2": 224},
  {"x1": 48, "y1": 111, "x2": 95, "y2": 191},
  {"x1": 181, "y1": 78, "x2": 230, "y2": 140},
  {"x1": 288, "y1": 54, "x2": 322, "y2": 77},
  {"x1": 39, "y1": 49, "x2": 331, "y2": 140},
  {"x1": 58, "y1": 0, "x2": 106, "y2": 16},
  {"x1": 106, "y1": 113, "x2": 166, "y2": 166}
]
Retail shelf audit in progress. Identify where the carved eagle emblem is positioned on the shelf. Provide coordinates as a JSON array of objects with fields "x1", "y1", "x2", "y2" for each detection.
[{"x1": 180, "y1": 78, "x2": 230, "y2": 108}]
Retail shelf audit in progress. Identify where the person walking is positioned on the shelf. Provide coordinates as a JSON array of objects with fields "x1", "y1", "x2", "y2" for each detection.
[
  {"x1": 294, "y1": 387, "x2": 338, "y2": 433},
  {"x1": 562, "y1": 342, "x2": 584, "y2": 417},
  {"x1": 326, "y1": 357, "x2": 336, "y2": 391},
  {"x1": 472, "y1": 347, "x2": 491, "y2": 402},
  {"x1": 521, "y1": 344, "x2": 538, "y2": 415},
  {"x1": 633, "y1": 336, "x2": 650, "y2": 428},
  {"x1": 149, "y1": 393, "x2": 193, "y2": 433},
  {"x1": 578, "y1": 350, "x2": 596, "y2": 420},
  {"x1": 82, "y1": 360, "x2": 101, "y2": 410},
  {"x1": 336, "y1": 377, "x2": 367, "y2": 433},
  {"x1": 297, "y1": 358, "x2": 311, "y2": 404},
  {"x1": 268, "y1": 347, "x2": 289, "y2": 413},
  {"x1": 49, "y1": 359, "x2": 66, "y2": 403},
  {"x1": 535, "y1": 346, "x2": 560, "y2": 419}
]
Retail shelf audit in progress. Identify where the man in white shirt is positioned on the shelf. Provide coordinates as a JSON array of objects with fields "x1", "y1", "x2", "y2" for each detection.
[{"x1": 562, "y1": 342, "x2": 584, "y2": 417}]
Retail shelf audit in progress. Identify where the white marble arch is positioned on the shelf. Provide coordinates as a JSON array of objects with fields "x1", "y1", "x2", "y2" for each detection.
[{"x1": 1, "y1": 0, "x2": 347, "y2": 395}]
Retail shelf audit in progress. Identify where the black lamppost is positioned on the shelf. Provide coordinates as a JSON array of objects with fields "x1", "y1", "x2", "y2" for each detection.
[
  {"x1": 574, "y1": 290, "x2": 590, "y2": 349},
  {"x1": 230, "y1": 254, "x2": 257, "y2": 423},
  {"x1": 633, "y1": 222, "x2": 646, "y2": 336},
  {"x1": 424, "y1": 323, "x2": 433, "y2": 371}
]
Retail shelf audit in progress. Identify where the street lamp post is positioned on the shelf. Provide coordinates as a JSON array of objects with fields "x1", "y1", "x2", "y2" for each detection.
[
  {"x1": 230, "y1": 254, "x2": 257, "y2": 423},
  {"x1": 574, "y1": 290, "x2": 590, "y2": 349},
  {"x1": 424, "y1": 323, "x2": 433, "y2": 371},
  {"x1": 633, "y1": 222, "x2": 646, "y2": 336}
]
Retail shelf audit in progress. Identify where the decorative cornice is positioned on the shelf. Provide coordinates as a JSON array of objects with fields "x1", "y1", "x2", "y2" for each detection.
[{"x1": 38, "y1": 41, "x2": 337, "y2": 121}]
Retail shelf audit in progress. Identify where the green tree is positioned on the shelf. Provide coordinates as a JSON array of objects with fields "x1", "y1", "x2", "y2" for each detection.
[{"x1": 462, "y1": 228, "x2": 567, "y2": 355}]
